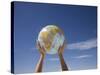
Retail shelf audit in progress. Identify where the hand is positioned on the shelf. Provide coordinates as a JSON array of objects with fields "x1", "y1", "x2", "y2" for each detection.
[
  {"x1": 58, "y1": 41, "x2": 66, "y2": 55},
  {"x1": 35, "y1": 41, "x2": 46, "y2": 72},
  {"x1": 37, "y1": 41, "x2": 46, "y2": 57},
  {"x1": 58, "y1": 41, "x2": 68, "y2": 71}
]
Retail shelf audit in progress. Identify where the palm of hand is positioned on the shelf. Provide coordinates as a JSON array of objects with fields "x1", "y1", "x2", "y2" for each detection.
[
  {"x1": 58, "y1": 42, "x2": 66, "y2": 55},
  {"x1": 37, "y1": 41, "x2": 46, "y2": 56}
]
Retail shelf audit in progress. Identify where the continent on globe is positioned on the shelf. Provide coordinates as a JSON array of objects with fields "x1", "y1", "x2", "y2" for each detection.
[{"x1": 37, "y1": 25, "x2": 65, "y2": 54}]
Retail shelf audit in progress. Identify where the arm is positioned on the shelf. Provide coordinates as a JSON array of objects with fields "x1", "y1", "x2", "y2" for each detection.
[
  {"x1": 35, "y1": 54, "x2": 45, "y2": 72},
  {"x1": 58, "y1": 42, "x2": 68, "y2": 71},
  {"x1": 35, "y1": 41, "x2": 46, "y2": 73},
  {"x1": 58, "y1": 53, "x2": 68, "y2": 71}
]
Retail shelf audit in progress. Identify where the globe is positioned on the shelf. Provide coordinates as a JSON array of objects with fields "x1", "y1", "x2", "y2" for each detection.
[{"x1": 37, "y1": 25, "x2": 65, "y2": 54}]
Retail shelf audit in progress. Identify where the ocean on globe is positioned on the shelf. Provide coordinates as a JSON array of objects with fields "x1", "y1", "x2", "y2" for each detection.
[{"x1": 37, "y1": 25, "x2": 65, "y2": 54}]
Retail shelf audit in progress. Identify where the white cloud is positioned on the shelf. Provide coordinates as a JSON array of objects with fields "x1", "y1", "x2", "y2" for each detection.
[
  {"x1": 48, "y1": 58, "x2": 59, "y2": 61},
  {"x1": 31, "y1": 38, "x2": 97, "y2": 51},
  {"x1": 67, "y1": 38, "x2": 97, "y2": 50},
  {"x1": 72, "y1": 55, "x2": 93, "y2": 59}
]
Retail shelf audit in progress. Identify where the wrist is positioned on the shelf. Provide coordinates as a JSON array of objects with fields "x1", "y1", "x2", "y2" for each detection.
[
  {"x1": 41, "y1": 54, "x2": 45, "y2": 58},
  {"x1": 58, "y1": 53, "x2": 63, "y2": 59},
  {"x1": 58, "y1": 52, "x2": 63, "y2": 56}
]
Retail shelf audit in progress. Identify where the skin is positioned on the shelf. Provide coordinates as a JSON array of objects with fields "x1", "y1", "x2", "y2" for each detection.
[
  {"x1": 35, "y1": 41, "x2": 68, "y2": 73},
  {"x1": 58, "y1": 42, "x2": 69, "y2": 71},
  {"x1": 35, "y1": 41, "x2": 46, "y2": 73}
]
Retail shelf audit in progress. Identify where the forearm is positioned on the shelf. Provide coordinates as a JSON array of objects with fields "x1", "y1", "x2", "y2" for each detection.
[
  {"x1": 59, "y1": 53, "x2": 68, "y2": 71},
  {"x1": 35, "y1": 55, "x2": 44, "y2": 72}
]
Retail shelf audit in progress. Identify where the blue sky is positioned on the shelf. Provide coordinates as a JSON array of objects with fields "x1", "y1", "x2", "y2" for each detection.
[{"x1": 13, "y1": 1, "x2": 97, "y2": 74}]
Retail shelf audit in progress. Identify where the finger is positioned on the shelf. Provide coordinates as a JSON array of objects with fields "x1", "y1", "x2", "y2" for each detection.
[
  {"x1": 41, "y1": 46, "x2": 46, "y2": 53},
  {"x1": 58, "y1": 46, "x2": 61, "y2": 53},
  {"x1": 61, "y1": 43, "x2": 65, "y2": 53},
  {"x1": 62, "y1": 41, "x2": 66, "y2": 49},
  {"x1": 37, "y1": 41, "x2": 42, "y2": 51},
  {"x1": 58, "y1": 43, "x2": 65, "y2": 54}
]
